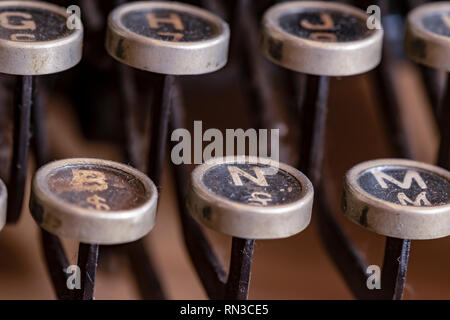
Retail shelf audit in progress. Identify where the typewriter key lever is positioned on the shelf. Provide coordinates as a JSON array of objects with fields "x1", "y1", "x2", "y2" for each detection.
[
  {"x1": 343, "y1": 159, "x2": 450, "y2": 298},
  {"x1": 260, "y1": 2, "x2": 386, "y2": 299},
  {"x1": 187, "y1": 156, "x2": 314, "y2": 299},
  {"x1": 405, "y1": 2, "x2": 450, "y2": 73},
  {"x1": 0, "y1": 1, "x2": 83, "y2": 223},
  {"x1": 106, "y1": 1, "x2": 229, "y2": 75},
  {"x1": 106, "y1": 1, "x2": 230, "y2": 186},
  {"x1": 261, "y1": 1, "x2": 383, "y2": 77},
  {"x1": 30, "y1": 159, "x2": 158, "y2": 299},
  {"x1": 104, "y1": 2, "x2": 230, "y2": 300},
  {"x1": 405, "y1": 2, "x2": 450, "y2": 170},
  {"x1": 260, "y1": 1, "x2": 383, "y2": 184}
]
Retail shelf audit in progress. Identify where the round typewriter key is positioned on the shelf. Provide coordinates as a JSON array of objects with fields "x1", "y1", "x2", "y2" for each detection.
[
  {"x1": 4, "y1": 1, "x2": 84, "y2": 224},
  {"x1": 0, "y1": 179, "x2": 6, "y2": 231},
  {"x1": 343, "y1": 159, "x2": 450, "y2": 240},
  {"x1": 0, "y1": 1, "x2": 83, "y2": 75},
  {"x1": 405, "y1": 2, "x2": 450, "y2": 71},
  {"x1": 187, "y1": 156, "x2": 314, "y2": 239},
  {"x1": 261, "y1": 1, "x2": 383, "y2": 76},
  {"x1": 30, "y1": 158, "x2": 158, "y2": 245},
  {"x1": 106, "y1": 1, "x2": 230, "y2": 75}
]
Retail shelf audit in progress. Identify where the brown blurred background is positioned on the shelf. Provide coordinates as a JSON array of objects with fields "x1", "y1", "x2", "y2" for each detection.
[
  {"x1": 0, "y1": 0, "x2": 449, "y2": 300},
  {"x1": 0, "y1": 60, "x2": 448, "y2": 300}
]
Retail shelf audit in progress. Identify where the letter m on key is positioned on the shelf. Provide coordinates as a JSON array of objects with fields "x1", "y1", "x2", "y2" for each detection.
[{"x1": 371, "y1": 170, "x2": 431, "y2": 206}]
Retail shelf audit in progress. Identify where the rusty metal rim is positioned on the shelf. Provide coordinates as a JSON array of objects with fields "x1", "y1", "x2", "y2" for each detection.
[
  {"x1": 407, "y1": 2, "x2": 450, "y2": 44},
  {"x1": 262, "y1": 1, "x2": 383, "y2": 50},
  {"x1": 191, "y1": 155, "x2": 314, "y2": 213},
  {"x1": 0, "y1": 1, "x2": 83, "y2": 48},
  {"x1": 30, "y1": 158, "x2": 158, "y2": 244},
  {"x1": 32, "y1": 158, "x2": 158, "y2": 219},
  {"x1": 187, "y1": 156, "x2": 314, "y2": 239},
  {"x1": 346, "y1": 158, "x2": 450, "y2": 213}
]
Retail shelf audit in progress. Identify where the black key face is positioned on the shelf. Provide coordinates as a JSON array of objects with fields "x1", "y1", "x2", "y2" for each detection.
[
  {"x1": 46, "y1": 165, "x2": 148, "y2": 211},
  {"x1": 357, "y1": 166, "x2": 450, "y2": 207},
  {"x1": 121, "y1": 8, "x2": 219, "y2": 42},
  {"x1": 422, "y1": 12, "x2": 450, "y2": 37},
  {"x1": 0, "y1": 7, "x2": 72, "y2": 42},
  {"x1": 278, "y1": 10, "x2": 372, "y2": 42},
  {"x1": 202, "y1": 163, "x2": 303, "y2": 207}
]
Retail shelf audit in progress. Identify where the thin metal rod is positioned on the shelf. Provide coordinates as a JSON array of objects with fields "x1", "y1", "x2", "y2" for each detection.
[
  {"x1": 372, "y1": 9, "x2": 414, "y2": 298},
  {"x1": 133, "y1": 73, "x2": 175, "y2": 298},
  {"x1": 438, "y1": 75, "x2": 450, "y2": 170},
  {"x1": 380, "y1": 237, "x2": 411, "y2": 300},
  {"x1": 31, "y1": 80, "x2": 73, "y2": 301},
  {"x1": 301, "y1": 75, "x2": 330, "y2": 186},
  {"x1": 372, "y1": 13, "x2": 414, "y2": 159},
  {"x1": 170, "y1": 80, "x2": 227, "y2": 299},
  {"x1": 7, "y1": 75, "x2": 33, "y2": 223},
  {"x1": 73, "y1": 243, "x2": 99, "y2": 300},
  {"x1": 295, "y1": 74, "x2": 329, "y2": 185},
  {"x1": 40, "y1": 230, "x2": 73, "y2": 300},
  {"x1": 307, "y1": 71, "x2": 412, "y2": 299},
  {"x1": 419, "y1": 66, "x2": 446, "y2": 120},
  {"x1": 236, "y1": 0, "x2": 279, "y2": 129},
  {"x1": 148, "y1": 74, "x2": 175, "y2": 188},
  {"x1": 286, "y1": 9, "x2": 414, "y2": 300},
  {"x1": 116, "y1": 65, "x2": 166, "y2": 300},
  {"x1": 221, "y1": 0, "x2": 292, "y2": 300},
  {"x1": 31, "y1": 78, "x2": 50, "y2": 167},
  {"x1": 317, "y1": 183, "x2": 373, "y2": 300},
  {"x1": 293, "y1": 74, "x2": 378, "y2": 299},
  {"x1": 118, "y1": 65, "x2": 148, "y2": 171},
  {"x1": 236, "y1": 0, "x2": 297, "y2": 164},
  {"x1": 125, "y1": 240, "x2": 166, "y2": 300},
  {"x1": 225, "y1": 237, "x2": 255, "y2": 300}
]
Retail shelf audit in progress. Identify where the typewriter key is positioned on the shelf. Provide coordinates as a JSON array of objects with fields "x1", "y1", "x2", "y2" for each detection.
[
  {"x1": 187, "y1": 156, "x2": 314, "y2": 239},
  {"x1": 0, "y1": 179, "x2": 6, "y2": 231},
  {"x1": 5, "y1": 1, "x2": 84, "y2": 223},
  {"x1": 405, "y1": 2, "x2": 450, "y2": 71},
  {"x1": 261, "y1": 1, "x2": 383, "y2": 76},
  {"x1": 30, "y1": 158, "x2": 158, "y2": 245},
  {"x1": 343, "y1": 159, "x2": 450, "y2": 240},
  {"x1": 0, "y1": 1, "x2": 83, "y2": 75},
  {"x1": 106, "y1": 1, "x2": 230, "y2": 75}
]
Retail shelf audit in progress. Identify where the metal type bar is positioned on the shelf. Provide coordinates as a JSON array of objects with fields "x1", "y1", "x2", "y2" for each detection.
[
  {"x1": 7, "y1": 75, "x2": 33, "y2": 223},
  {"x1": 73, "y1": 243, "x2": 99, "y2": 300},
  {"x1": 225, "y1": 238, "x2": 255, "y2": 300},
  {"x1": 117, "y1": 66, "x2": 166, "y2": 300},
  {"x1": 40, "y1": 230, "x2": 73, "y2": 300},
  {"x1": 379, "y1": 237, "x2": 411, "y2": 300},
  {"x1": 169, "y1": 79, "x2": 228, "y2": 300}
]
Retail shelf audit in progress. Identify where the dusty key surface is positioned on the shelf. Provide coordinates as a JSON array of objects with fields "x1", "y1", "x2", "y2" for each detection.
[
  {"x1": 0, "y1": 178, "x2": 6, "y2": 232},
  {"x1": 187, "y1": 156, "x2": 314, "y2": 239},
  {"x1": 0, "y1": 1, "x2": 83, "y2": 75},
  {"x1": 30, "y1": 158, "x2": 158, "y2": 244},
  {"x1": 106, "y1": 1, "x2": 229, "y2": 75},
  {"x1": 261, "y1": 1, "x2": 383, "y2": 76},
  {"x1": 343, "y1": 159, "x2": 450, "y2": 240},
  {"x1": 405, "y1": 2, "x2": 450, "y2": 71}
]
